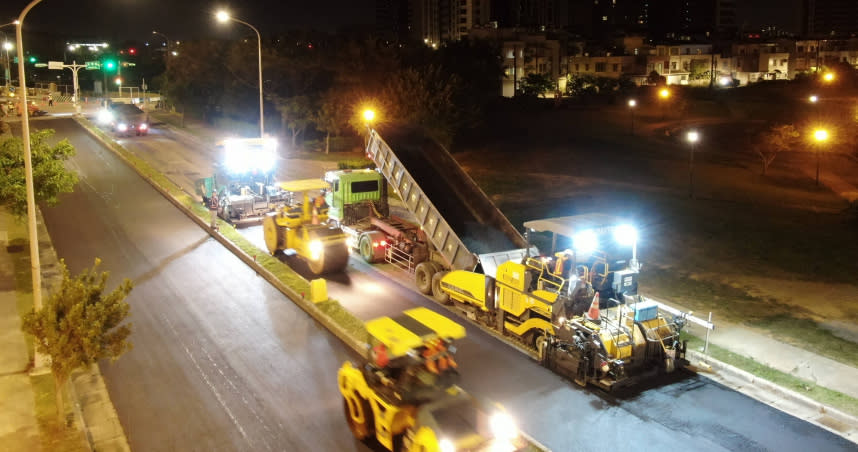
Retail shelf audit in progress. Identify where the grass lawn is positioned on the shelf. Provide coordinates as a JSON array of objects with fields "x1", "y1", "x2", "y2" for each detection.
[{"x1": 685, "y1": 335, "x2": 858, "y2": 416}]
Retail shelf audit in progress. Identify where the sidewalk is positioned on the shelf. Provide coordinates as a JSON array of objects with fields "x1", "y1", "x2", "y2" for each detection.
[{"x1": 0, "y1": 213, "x2": 41, "y2": 451}]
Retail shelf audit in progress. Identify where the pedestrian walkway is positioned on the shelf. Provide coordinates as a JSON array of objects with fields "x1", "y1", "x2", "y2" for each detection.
[{"x1": 0, "y1": 211, "x2": 42, "y2": 452}]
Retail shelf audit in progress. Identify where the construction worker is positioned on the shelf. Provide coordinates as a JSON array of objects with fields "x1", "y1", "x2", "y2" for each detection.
[
  {"x1": 552, "y1": 249, "x2": 574, "y2": 279},
  {"x1": 209, "y1": 190, "x2": 219, "y2": 230},
  {"x1": 570, "y1": 266, "x2": 595, "y2": 316},
  {"x1": 311, "y1": 194, "x2": 328, "y2": 225}
]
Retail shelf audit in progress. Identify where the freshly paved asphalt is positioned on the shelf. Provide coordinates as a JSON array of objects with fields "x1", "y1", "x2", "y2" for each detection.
[{"x1": 32, "y1": 118, "x2": 855, "y2": 451}]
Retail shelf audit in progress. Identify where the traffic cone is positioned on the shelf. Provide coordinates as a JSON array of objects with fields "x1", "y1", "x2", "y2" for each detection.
[{"x1": 585, "y1": 292, "x2": 600, "y2": 322}]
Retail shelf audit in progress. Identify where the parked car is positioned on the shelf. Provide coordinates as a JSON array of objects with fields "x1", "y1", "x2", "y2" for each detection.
[{"x1": 98, "y1": 103, "x2": 149, "y2": 136}]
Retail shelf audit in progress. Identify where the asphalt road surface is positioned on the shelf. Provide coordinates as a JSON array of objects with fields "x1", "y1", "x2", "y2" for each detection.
[{"x1": 31, "y1": 118, "x2": 855, "y2": 451}]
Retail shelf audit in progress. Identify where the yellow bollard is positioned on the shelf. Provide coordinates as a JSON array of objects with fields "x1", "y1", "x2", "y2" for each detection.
[{"x1": 310, "y1": 278, "x2": 328, "y2": 303}]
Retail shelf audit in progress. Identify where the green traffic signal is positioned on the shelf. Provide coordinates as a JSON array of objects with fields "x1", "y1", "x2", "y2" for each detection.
[
  {"x1": 103, "y1": 59, "x2": 116, "y2": 71},
  {"x1": 28, "y1": 56, "x2": 36, "y2": 63}
]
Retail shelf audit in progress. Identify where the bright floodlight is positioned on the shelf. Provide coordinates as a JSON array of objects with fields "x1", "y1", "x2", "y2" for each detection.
[
  {"x1": 687, "y1": 131, "x2": 699, "y2": 143},
  {"x1": 659, "y1": 88, "x2": 670, "y2": 99},
  {"x1": 438, "y1": 439, "x2": 455, "y2": 452},
  {"x1": 97, "y1": 109, "x2": 114, "y2": 124},
  {"x1": 719, "y1": 76, "x2": 731, "y2": 86},
  {"x1": 216, "y1": 11, "x2": 230, "y2": 22},
  {"x1": 814, "y1": 129, "x2": 829, "y2": 142},
  {"x1": 628, "y1": 99, "x2": 636, "y2": 107},
  {"x1": 3, "y1": 42, "x2": 12, "y2": 51},
  {"x1": 223, "y1": 138, "x2": 277, "y2": 174},
  {"x1": 489, "y1": 411, "x2": 518, "y2": 441},
  {"x1": 613, "y1": 224, "x2": 638, "y2": 247},
  {"x1": 823, "y1": 72, "x2": 835, "y2": 82},
  {"x1": 809, "y1": 95, "x2": 818, "y2": 103},
  {"x1": 573, "y1": 230, "x2": 599, "y2": 255},
  {"x1": 363, "y1": 109, "x2": 375, "y2": 122}
]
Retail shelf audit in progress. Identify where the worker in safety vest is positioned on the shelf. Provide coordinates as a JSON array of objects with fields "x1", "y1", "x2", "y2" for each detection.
[
  {"x1": 311, "y1": 195, "x2": 327, "y2": 225},
  {"x1": 422, "y1": 339, "x2": 457, "y2": 375},
  {"x1": 209, "y1": 191, "x2": 219, "y2": 230}
]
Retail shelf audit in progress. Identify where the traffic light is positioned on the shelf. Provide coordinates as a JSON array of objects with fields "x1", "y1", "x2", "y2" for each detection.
[
  {"x1": 28, "y1": 56, "x2": 36, "y2": 63},
  {"x1": 103, "y1": 59, "x2": 117, "y2": 71},
  {"x1": 128, "y1": 48, "x2": 136, "y2": 55}
]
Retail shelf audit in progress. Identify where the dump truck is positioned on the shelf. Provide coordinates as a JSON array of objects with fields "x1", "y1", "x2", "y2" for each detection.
[
  {"x1": 437, "y1": 214, "x2": 688, "y2": 390},
  {"x1": 323, "y1": 128, "x2": 533, "y2": 298},
  {"x1": 262, "y1": 179, "x2": 350, "y2": 275},
  {"x1": 195, "y1": 138, "x2": 286, "y2": 224},
  {"x1": 337, "y1": 307, "x2": 526, "y2": 451}
]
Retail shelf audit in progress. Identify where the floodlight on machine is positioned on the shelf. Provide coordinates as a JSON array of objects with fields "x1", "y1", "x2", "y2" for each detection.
[
  {"x1": 573, "y1": 229, "x2": 599, "y2": 254},
  {"x1": 223, "y1": 138, "x2": 277, "y2": 173},
  {"x1": 613, "y1": 224, "x2": 638, "y2": 246},
  {"x1": 489, "y1": 411, "x2": 518, "y2": 442},
  {"x1": 439, "y1": 438, "x2": 456, "y2": 452},
  {"x1": 309, "y1": 240, "x2": 323, "y2": 261},
  {"x1": 97, "y1": 109, "x2": 114, "y2": 124}
]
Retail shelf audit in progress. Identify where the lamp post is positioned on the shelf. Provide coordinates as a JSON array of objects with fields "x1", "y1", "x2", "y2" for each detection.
[
  {"x1": 659, "y1": 88, "x2": 670, "y2": 121},
  {"x1": 152, "y1": 30, "x2": 172, "y2": 63},
  {"x1": 14, "y1": 0, "x2": 46, "y2": 371},
  {"x1": 627, "y1": 99, "x2": 636, "y2": 135},
  {"x1": 1, "y1": 22, "x2": 18, "y2": 90},
  {"x1": 363, "y1": 109, "x2": 375, "y2": 146},
  {"x1": 216, "y1": 10, "x2": 264, "y2": 138},
  {"x1": 687, "y1": 130, "x2": 699, "y2": 198},
  {"x1": 813, "y1": 128, "x2": 829, "y2": 186}
]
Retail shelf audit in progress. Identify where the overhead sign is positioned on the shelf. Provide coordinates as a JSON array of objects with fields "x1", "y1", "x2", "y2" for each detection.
[
  {"x1": 48, "y1": 61, "x2": 64, "y2": 70},
  {"x1": 85, "y1": 61, "x2": 101, "y2": 70}
]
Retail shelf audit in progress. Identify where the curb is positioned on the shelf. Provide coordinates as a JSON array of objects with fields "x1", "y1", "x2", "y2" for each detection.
[{"x1": 688, "y1": 350, "x2": 858, "y2": 443}]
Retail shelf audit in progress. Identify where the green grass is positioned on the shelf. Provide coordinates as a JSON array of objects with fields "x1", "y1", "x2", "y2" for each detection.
[
  {"x1": 646, "y1": 267, "x2": 858, "y2": 369},
  {"x1": 316, "y1": 300, "x2": 367, "y2": 340},
  {"x1": 686, "y1": 335, "x2": 858, "y2": 416},
  {"x1": 31, "y1": 374, "x2": 89, "y2": 452}
]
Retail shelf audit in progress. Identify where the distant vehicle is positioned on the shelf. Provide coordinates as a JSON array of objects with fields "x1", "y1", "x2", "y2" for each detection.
[{"x1": 98, "y1": 103, "x2": 149, "y2": 136}]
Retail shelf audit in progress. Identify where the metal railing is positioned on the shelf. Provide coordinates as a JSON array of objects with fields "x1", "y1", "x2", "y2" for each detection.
[{"x1": 385, "y1": 246, "x2": 415, "y2": 273}]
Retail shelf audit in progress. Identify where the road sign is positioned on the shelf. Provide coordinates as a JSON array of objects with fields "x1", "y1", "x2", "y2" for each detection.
[
  {"x1": 34, "y1": 63, "x2": 48, "y2": 68},
  {"x1": 48, "y1": 61, "x2": 64, "y2": 70},
  {"x1": 85, "y1": 61, "x2": 101, "y2": 70}
]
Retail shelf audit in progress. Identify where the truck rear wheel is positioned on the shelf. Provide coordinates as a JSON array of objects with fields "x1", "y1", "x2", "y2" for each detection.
[
  {"x1": 342, "y1": 396, "x2": 374, "y2": 440},
  {"x1": 414, "y1": 262, "x2": 437, "y2": 295},
  {"x1": 431, "y1": 271, "x2": 451, "y2": 304},
  {"x1": 358, "y1": 232, "x2": 386, "y2": 264}
]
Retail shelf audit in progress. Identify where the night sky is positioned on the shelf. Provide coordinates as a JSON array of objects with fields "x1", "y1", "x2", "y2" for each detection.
[
  {"x1": 1, "y1": 0, "x2": 804, "y2": 42},
  {"x1": 1, "y1": 0, "x2": 375, "y2": 41}
]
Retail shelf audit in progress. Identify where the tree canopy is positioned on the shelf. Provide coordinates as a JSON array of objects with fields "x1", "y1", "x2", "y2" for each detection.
[
  {"x1": 0, "y1": 129, "x2": 78, "y2": 218},
  {"x1": 22, "y1": 258, "x2": 133, "y2": 421}
]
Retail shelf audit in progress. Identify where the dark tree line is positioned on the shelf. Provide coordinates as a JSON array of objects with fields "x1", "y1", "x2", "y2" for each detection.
[{"x1": 155, "y1": 34, "x2": 503, "y2": 149}]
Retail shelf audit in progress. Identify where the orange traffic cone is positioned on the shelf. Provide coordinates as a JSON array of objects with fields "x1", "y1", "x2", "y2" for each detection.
[{"x1": 585, "y1": 292, "x2": 600, "y2": 322}]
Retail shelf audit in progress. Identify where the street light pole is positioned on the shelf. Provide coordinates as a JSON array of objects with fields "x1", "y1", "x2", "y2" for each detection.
[
  {"x1": 216, "y1": 11, "x2": 264, "y2": 138},
  {"x1": 1, "y1": 23, "x2": 19, "y2": 91},
  {"x1": 813, "y1": 129, "x2": 829, "y2": 186},
  {"x1": 15, "y1": 0, "x2": 46, "y2": 369},
  {"x1": 628, "y1": 99, "x2": 636, "y2": 135},
  {"x1": 687, "y1": 131, "x2": 699, "y2": 199}
]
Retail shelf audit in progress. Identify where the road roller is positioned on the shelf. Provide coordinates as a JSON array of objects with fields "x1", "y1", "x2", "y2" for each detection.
[{"x1": 262, "y1": 179, "x2": 349, "y2": 275}]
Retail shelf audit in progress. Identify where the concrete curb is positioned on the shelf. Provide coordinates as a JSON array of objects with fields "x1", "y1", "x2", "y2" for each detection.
[{"x1": 688, "y1": 350, "x2": 858, "y2": 443}]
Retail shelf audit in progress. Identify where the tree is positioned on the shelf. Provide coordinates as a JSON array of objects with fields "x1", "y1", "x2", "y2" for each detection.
[
  {"x1": 272, "y1": 95, "x2": 314, "y2": 148},
  {"x1": 312, "y1": 91, "x2": 350, "y2": 154},
  {"x1": 647, "y1": 70, "x2": 666, "y2": 86},
  {"x1": 0, "y1": 129, "x2": 78, "y2": 218},
  {"x1": 383, "y1": 65, "x2": 464, "y2": 146},
  {"x1": 22, "y1": 258, "x2": 133, "y2": 422},
  {"x1": 517, "y1": 73, "x2": 556, "y2": 98},
  {"x1": 755, "y1": 124, "x2": 799, "y2": 175}
]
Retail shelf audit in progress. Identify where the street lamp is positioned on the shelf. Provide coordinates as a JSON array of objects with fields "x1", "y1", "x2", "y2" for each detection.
[
  {"x1": 363, "y1": 109, "x2": 375, "y2": 146},
  {"x1": 812, "y1": 128, "x2": 829, "y2": 186},
  {"x1": 687, "y1": 130, "x2": 699, "y2": 198},
  {"x1": 13, "y1": 0, "x2": 46, "y2": 371},
  {"x1": 809, "y1": 94, "x2": 818, "y2": 103},
  {"x1": 823, "y1": 72, "x2": 835, "y2": 83},
  {"x1": 1, "y1": 21, "x2": 18, "y2": 91},
  {"x1": 659, "y1": 88, "x2": 670, "y2": 120},
  {"x1": 216, "y1": 10, "x2": 264, "y2": 138},
  {"x1": 627, "y1": 99, "x2": 636, "y2": 135}
]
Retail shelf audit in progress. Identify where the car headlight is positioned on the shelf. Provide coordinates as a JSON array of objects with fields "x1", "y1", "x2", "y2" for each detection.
[
  {"x1": 117, "y1": 123, "x2": 128, "y2": 132},
  {"x1": 489, "y1": 411, "x2": 518, "y2": 442},
  {"x1": 139, "y1": 123, "x2": 148, "y2": 130},
  {"x1": 98, "y1": 110, "x2": 114, "y2": 124},
  {"x1": 439, "y1": 438, "x2": 456, "y2": 452},
  {"x1": 309, "y1": 240, "x2": 323, "y2": 261}
]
